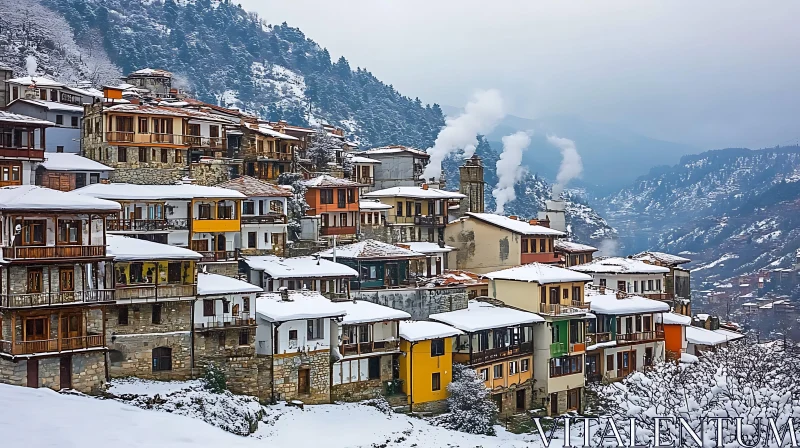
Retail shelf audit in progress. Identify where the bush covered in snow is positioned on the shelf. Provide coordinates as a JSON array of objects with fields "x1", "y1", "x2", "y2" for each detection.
[
  {"x1": 277, "y1": 172, "x2": 309, "y2": 240},
  {"x1": 361, "y1": 396, "x2": 394, "y2": 416},
  {"x1": 433, "y1": 363, "x2": 498, "y2": 436},
  {"x1": 202, "y1": 363, "x2": 228, "y2": 393},
  {"x1": 591, "y1": 342, "x2": 800, "y2": 447}
]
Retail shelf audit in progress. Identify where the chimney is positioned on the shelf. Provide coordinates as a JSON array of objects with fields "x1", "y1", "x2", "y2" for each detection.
[
  {"x1": 279, "y1": 287, "x2": 290, "y2": 301},
  {"x1": 509, "y1": 216, "x2": 518, "y2": 220},
  {"x1": 616, "y1": 290, "x2": 626, "y2": 299},
  {"x1": 129, "y1": 98, "x2": 140, "y2": 105},
  {"x1": 421, "y1": 184, "x2": 429, "y2": 190}
]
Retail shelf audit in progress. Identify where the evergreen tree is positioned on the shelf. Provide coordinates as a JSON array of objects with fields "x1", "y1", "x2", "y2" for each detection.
[
  {"x1": 277, "y1": 172, "x2": 309, "y2": 240},
  {"x1": 201, "y1": 363, "x2": 227, "y2": 393},
  {"x1": 433, "y1": 363, "x2": 498, "y2": 436},
  {"x1": 306, "y1": 127, "x2": 339, "y2": 172}
]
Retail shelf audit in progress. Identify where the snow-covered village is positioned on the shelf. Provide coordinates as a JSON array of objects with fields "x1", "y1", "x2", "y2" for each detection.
[{"x1": 1, "y1": 1, "x2": 800, "y2": 447}]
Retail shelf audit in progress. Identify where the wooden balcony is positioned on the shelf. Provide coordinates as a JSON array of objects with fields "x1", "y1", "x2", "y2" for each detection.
[
  {"x1": 107, "y1": 218, "x2": 189, "y2": 232},
  {"x1": 521, "y1": 252, "x2": 560, "y2": 264},
  {"x1": 0, "y1": 147, "x2": 45, "y2": 160},
  {"x1": 241, "y1": 214, "x2": 287, "y2": 225},
  {"x1": 106, "y1": 131, "x2": 134, "y2": 143},
  {"x1": 339, "y1": 340, "x2": 400, "y2": 357},
  {"x1": 615, "y1": 330, "x2": 665, "y2": 344},
  {"x1": 186, "y1": 136, "x2": 225, "y2": 149},
  {"x1": 413, "y1": 215, "x2": 445, "y2": 227},
  {"x1": 0, "y1": 290, "x2": 115, "y2": 309},
  {"x1": 0, "y1": 334, "x2": 104, "y2": 356},
  {"x1": 3, "y1": 245, "x2": 107, "y2": 261},
  {"x1": 320, "y1": 225, "x2": 357, "y2": 236},
  {"x1": 198, "y1": 250, "x2": 239, "y2": 262},
  {"x1": 195, "y1": 314, "x2": 256, "y2": 331},
  {"x1": 455, "y1": 341, "x2": 533, "y2": 366},
  {"x1": 114, "y1": 284, "x2": 196, "y2": 302},
  {"x1": 537, "y1": 301, "x2": 590, "y2": 316},
  {"x1": 586, "y1": 332, "x2": 613, "y2": 348},
  {"x1": 350, "y1": 176, "x2": 374, "y2": 185},
  {"x1": 258, "y1": 151, "x2": 293, "y2": 161}
]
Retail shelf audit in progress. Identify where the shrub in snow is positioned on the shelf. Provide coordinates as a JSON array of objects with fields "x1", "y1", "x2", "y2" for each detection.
[
  {"x1": 307, "y1": 127, "x2": 339, "y2": 171},
  {"x1": 202, "y1": 363, "x2": 227, "y2": 393},
  {"x1": 433, "y1": 363, "x2": 498, "y2": 436},
  {"x1": 277, "y1": 172, "x2": 309, "y2": 240},
  {"x1": 361, "y1": 396, "x2": 393, "y2": 416},
  {"x1": 591, "y1": 342, "x2": 800, "y2": 447}
]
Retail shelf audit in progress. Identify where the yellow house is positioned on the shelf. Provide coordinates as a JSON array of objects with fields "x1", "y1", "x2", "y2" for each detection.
[{"x1": 398, "y1": 321, "x2": 463, "y2": 413}]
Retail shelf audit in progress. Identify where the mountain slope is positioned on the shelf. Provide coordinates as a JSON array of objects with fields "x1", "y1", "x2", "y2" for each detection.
[{"x1": 15, "y1": 0, "x2": 445, "y2": 148}]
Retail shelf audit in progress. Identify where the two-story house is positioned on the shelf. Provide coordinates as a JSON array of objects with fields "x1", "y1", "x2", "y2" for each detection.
[
  {"x1": 0, "y1": 185, "x2": 119, "y2": 393},
  {"x1": 349, "y1": 155, "x2": 382, "y2": 189},
  {"x1": 554, "y1": 240, "x2": 598, "y2": 268},
  {"x1": 584, "y1": 287, "x2": 668, "y2": 383},
  {"x1": 239, "y1": 120, "x2": 298, "y2": 182},
  {"x1": 484, "y1": 263, "x2": 593, "y2": 415},
  {"x1": 632, "y1": 251, "x2": 692, "y2": 315},
  {"x1": 430, "y1": 300, "x2": 545, "y2": 417},
  {"x1": 446, "y1": 213, "x2": 565, "y2": 274},
  {"x1": 361, "y1": 185, "x2": 465, "y2": 244},
  {"x1": 331, "y1": 300, "x2": 410, "y2": 401},
  {"x1": 316, "y1": 240, "x2": 426, "y2": 290},
  {"x1": 35, "y1": 153, "x2": 113, "y2": 192},
  {"x1": 303, "y1": 175, "x2": 362, "y2": 241},
  {"x1": 255, "y1": 290, "x2": 347, "y2": 404},
  {"x1": 241, "y1": 255, "x2": 357, "y2": 297},
  {"x1": 0, "y1": 110, "x2": 52, "y2": 187},
  {"x1": 215, "y1": 176, "x2": 291, "y2": 256},
  {"x1": 360, "y1": 146, "x2": 430, "y2": 189},
  {"x1": 570, "y1": 257, "x2": 671, "y2": 302}
]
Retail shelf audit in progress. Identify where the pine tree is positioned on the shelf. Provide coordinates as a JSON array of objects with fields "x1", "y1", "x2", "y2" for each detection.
[
  {"x1": 277, "y1": 172, "x2": 309, "y2": 240},
  {"x1": 202, "y1": 362, "x2": 227, "y2": 393},
  {"x1": 434, "y1": 363, "x2": 498, "y2": 435},
  {"x1": 306, "y1": 127, "x2": 339, "y2": 172}
]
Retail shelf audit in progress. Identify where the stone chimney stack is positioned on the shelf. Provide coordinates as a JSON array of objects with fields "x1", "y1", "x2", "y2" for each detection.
[{"x1": 459, "y1": 154, "x2": 485, "y2": 215}]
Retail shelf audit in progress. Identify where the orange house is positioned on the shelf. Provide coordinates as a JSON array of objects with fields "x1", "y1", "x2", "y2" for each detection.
[
  {"x1": 657, "y1": 311, "x2": 691, "y2": 360},
  {"x1": 303, "y1": 175, "x2": 362, "y2": 239}
]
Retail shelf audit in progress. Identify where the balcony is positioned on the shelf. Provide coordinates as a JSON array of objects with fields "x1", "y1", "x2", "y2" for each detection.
[
  {"x1": 258, "y1": 151, "x2": 293, "y2": 161},
  {"x1": 114, "y1": 284, "x2": 196, "y2": 302},
  {"x1": 615, "y1": 330, "x2": 665, "y2": 344},
  {"x1": 458, "y1": 341, "x2": 534, "y2": 366},
  {"x1": 195, "y1": 314, "x2": 256, "y2": 331},
  {"x1": 198, "y1": 250, "x2": 239, "y2": 262},
  {"x1": 537, "y1": 301, "x2": 590, "y2": 316},
  {"x1": 0, "y1": 334, "x2": 104, "y2": 356},
  {"x1": 186, "y1": 136, "x2": 225, "y2": 149},
  {"x1": 339, "y1": 340, "x2": 400, "y2": 357},
  {"x1": 320, "y1": 225, "x2": 357, "y2": 236},
  {"x1": 107, "y1": 218, "x2": 189, "y2": 232},
  {"x1": 0, "y1": 290, "x2": 115, "y2": 309},
  {"x1": 3, "y1": 245, "x2": 107, "y2": 261},
  {"x1": 413, "y1": 215, "x2": 445, "y2": 226},
  {"x1": 0, "y1": 147, "x2": 45, "y2": 161},
  {"x1": 241, "y1": 214, "x2": 287, "y2": 225},
  {"x1": 521, "y1": 252, "x2": 560, "y2": 264},
  {"x1": 585, "y1": 332, "x2": 613, "y2": 348},
  {"x1": 106, "y1": 131, "x2": 134, "y2": 143},
  {"x1": 550, "y1": 342, "x2": 568, "y2": 358},
  {"x1": 350, "y1": 176, "x2": 374, "y2": 185}
]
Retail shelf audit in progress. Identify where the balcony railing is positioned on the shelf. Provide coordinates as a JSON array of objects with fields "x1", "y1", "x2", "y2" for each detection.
[
  {"x1": 320, "y1": 226, "x2": 357, "y2": 236},
  {"x1": 413, "y1": 215, "x2": 445, "y2": 226},
  {"x1": 106, "y1": 131, "x2": 134, "y2": 143},
  {"x1": 3, "y1": 245, "x2": 106, "y2": 260},
  {"x1": 0, "y1": 290, "x2": 115, "y2": 309},
  {"x1": 186, "y1": 136, "x2": 224, "y2": 149},
  {"x1": 615, "y1": 330, "x2": 665, "y2": 344},
  {"x1": 0, "y1": 334, "x2": 104, "y2": 355},
  {"x1": 107, "y1": 218, "x2": 189, "y2": 232},
  {"x1": 114, "y1": 284, "x2": 196, "y2": 302},
  {"x1": 258, "y1": 151, "x2": 293, "y2": 161},
  {"x1": 350, "y1": 176, "x2": 374, "y2": 185},
  {"x1": 198, "y1": 250, "x2": 239, "y2": 262},
  {"x1": 194, "y1": 313, "x2": 255, "y2": 330},
  {"x1": 586, "y1": 332, "x2": 613, "y2": 347},
  {"x1": 0, "y1": 147, "x2": 45, "y2": 160},
  {"x1": 465, "y1": 341, "x2": 534, "y2": 365},
  {"x1": 550, "y1": 342, "x2": 568, "y2": 358},
  {"x1": 340, "y1": 340, "x2": 400, "y2": 357},
  {"x1": 537, "y1": 301, "x2": 590, "y2": 316},
  {"x1": 241, "y1": 214, "x2": 287, "y2": 225}
]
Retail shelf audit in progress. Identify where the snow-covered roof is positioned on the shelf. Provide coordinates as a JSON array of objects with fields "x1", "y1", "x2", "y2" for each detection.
[
  {"x1": 632, "y1": 251, "x2": 692, "y2": 266},
  {"x1": 318, "y1": 240, "x2": 425, "y2": 260},
  {"x1": 463, "y1": 213, "x2": 565, "y2": 236},
  {"x1": 11, "y1": 99, "x2": 84, "y2": 113},
  {"x1": 7, "y1": 76, "x2": 64, "y2": 87},
  {"x1": 303, "y1": 175, "x2": 362, "y2": 188},
  {"x1": 714, "y1": 328, "x2": 746, "y2": 341},
  {"x1": 39, "y1": 153, "x2": 113, "y2": 172},
  {"x1": 429, "y1": 300, "x2": 544, "y2": 332},
  {"x1": 106, "y1": 235, "x2": 200, "y2": 261},
  {"x1": 197, "y1": 272, "x2": 262, "y2": 296},
  {"x1": 0, "y1": 110, "x2": 54, "y2": 126},
  {"x1": 256, "y1": 290, "x2": 347, "y2": 323},
  {"x1": 250, "y1": 123, "x2": 299, "y2": 141},
  {"x1": 349, "y1": 156, "x2": 382, "y2": 164},
  {"x1": 399, "y1": 320, "x2": 462, "y2": 342},
  {"x1": 128, "y1": 68, "x2": 172, "y2": 77},
  {"x1": 104, "y1": 104, "x2": 231, "y2": 123},
  {"x1": 73, "y1": 183, "x2": 245, "y2": 200},
  {"x1": 571, "y1": 257, "x2": 670, "y2": 274},
  {"x1": 554, "y1": 240, "x2": 598, "y2": 253},
  {"x1": 656, "y1": 312, "x2": 692, "y2": 326},
  {"x1": 362, "y1": 186, "x2": 466, "y2": 200},
  {"x1": 242, "y1": 255, "x2": 358, "y2": 278},
  {"x1": 338, "y1": 301, "x2": 411, "y2": 325},
  {"x1": 686, "y1": 326, "x2": 741, "y2": 346},
  {"x1": 585, "y1": 292, "x2": 669, "y2": 315},
  {"x1": 215, "y1": 176, "x2": 292, "y2": 198},
  {"x1": 404, "y1": 242, "x2": 455, "y2": 254},
  {"x1": 65, "y1": 85, "x2": 104, "y2": 98},
  {"x1": 484, "y1": 263, "x2": 592, "y2": 285},
  {"x1": 359, "y1": 200, "x2": 393, "y2": 211},
  {"x1": 680, "y1": 353, "x2": 699, "y2": 364},
  {"x1": 0, "y1": 185, "x2": 120, "y2": 212},
  {"x1": 362, "y1": 146, "x2": 429, "y2": 157}
]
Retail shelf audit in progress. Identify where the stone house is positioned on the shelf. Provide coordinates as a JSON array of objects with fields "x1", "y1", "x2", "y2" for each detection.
[
  {"x1": 0, "y1": 185, "x2": 120, "y2": 393},
  {"x1": 240, "y1": 255, "x2": 357, "y2": 297},
  {"x1": 239, "y1": 120, "x2": 298, "y2": 182}
]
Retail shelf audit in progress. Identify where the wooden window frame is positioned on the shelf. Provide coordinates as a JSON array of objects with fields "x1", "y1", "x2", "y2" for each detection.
[
  {"x1": 118, "y1": 306, "x2": 129, "y2": 325},
  {"x1": 432, "y1": 372, "x2": 441, "y2": 391},
  {"x1": 152, "y1": 303, "x2": 162, "y2": 325},
  {"x1": 203, "y1": 299, "x2": 215, "y2": 317},
  {"x1": 27, "y1": 268, "x2": 43, "y2": 293},
  {"x1": 430, "y1": 338, "x2": 445, "y2": 357},
  {"x1": 152, "y1": 347, "x2": 172, "y2": 372},
  {"x1": 57, "y1": 220, "x2": 82, "y2": 245}
]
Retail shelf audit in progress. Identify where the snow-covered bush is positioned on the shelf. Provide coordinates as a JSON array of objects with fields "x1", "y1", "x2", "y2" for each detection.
[
  {"x1": 433, "y1": 364, "x2": 498, "y2": 436},
  {"x1": 361, "y1": 396, "x2": 393, "y2": 416},
  {"x1": 307, "y1": 127, "x2": 339, "y2": 171},
  {"x1": 277, "y1": 172, "x2": 309, "y2": 240},
  {"x1": 202, "y1": 363, "x2": 227, "y2": 393},
  {"x1": 592, "y1": 342, "x2": 800, "y2": 447}
]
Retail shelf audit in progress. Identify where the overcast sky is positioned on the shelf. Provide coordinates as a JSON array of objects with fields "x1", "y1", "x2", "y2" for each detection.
[{"x1": 239, "y1": 0, "x2": 800, "y2": 150}]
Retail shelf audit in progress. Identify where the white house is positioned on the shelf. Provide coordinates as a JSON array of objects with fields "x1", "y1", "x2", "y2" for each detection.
[
  {"x1": 241, "y1": 255, "x2": 358, "y2": 296},
  {"x1": 195, "y1": 271, "x2": 263, "y2": 329},
  {"x1": 570, "y1": 257, "x2": 670, "y2": 300}
]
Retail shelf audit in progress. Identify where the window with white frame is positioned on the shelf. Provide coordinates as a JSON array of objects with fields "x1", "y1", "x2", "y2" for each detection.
[{"x1": 521, "y1": 358, "x2": 530, "y2": 372}]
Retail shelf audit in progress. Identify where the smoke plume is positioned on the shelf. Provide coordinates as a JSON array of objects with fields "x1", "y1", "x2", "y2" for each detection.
[
  {"x1": 492, "y1": 131, "x2": 532, "y2": 215},
  {"x1": 597, "y1": 239, "x2": 619, "y2": 257},
  {"x1": 548, "y1": 135, "x2": 583, "y2": 198},
  {"x1": 25, "y1": 56, "x2": 37, "y2": 77},
  {"x1": 421, "y1": 89, "x2": 505, "y2": 181}
]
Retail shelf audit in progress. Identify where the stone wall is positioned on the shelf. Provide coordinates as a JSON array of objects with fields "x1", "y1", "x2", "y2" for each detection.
[
  {"x1": 193, "y1": 326, "x2": 271, "y2": 400},
  {"x1": 190, "y1": 161, "x2": 237, "y2": 186},
  {"x1": 353, "y1": 286, "x2": 468, "y2": 320},
  {"x1": 491, "y1": 381, "x2": 534, "y2": 418},
  {"x1": 330, "y1": 354, "x2": 394, "y2": 402},
  {"x1": 199, "y1": 262, "x2": 239, "y2": 278},
  {"x1": 0, "y1": 352, "x2": 106, "y2": 393},
  {"x1": 111, "y1": 166, "x2": 184, "y2": 185},
  {"x1": 7, "y1": 264, "x2": 87, "y2": 295},
  {"x1": 272, "y1": 349, "x2": 331, "y2": 405}
]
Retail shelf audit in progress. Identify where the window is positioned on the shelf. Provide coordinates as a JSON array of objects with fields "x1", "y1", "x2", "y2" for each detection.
[
  {"x1": 521, "y1": 238, "x2": 529, "y2": 253},
  {"x1": 479, "y1": 368, "x2": 488, "y2": 381},
  {"x1": 152, "y1": 303, "x2": 162, "y2": 324},
  {"x1": 347, "y1": 188, "x2": 355, "y2": 203},
  {"x1": 599, "y1": 278, "x2": 607, "y2": 287},
  {"x1": 396, "y1": 202, "x2": 403, "y2": 217},
  {"x1": 563, "y1": 288, "x2": 569, "y2": 300},
  {"x1": 298, "y1": 368, "x2": 311, "y2": 394},
  {"x1": 217, "y1": 204, "x2": 234, "y2": 219},
  {"x1": 643, "y1": 315, "x2": 652, "y2": 331},
  {"x1": 56, "y1": 114, "x2": 64, "y2": 125},
  {"x1": 129, "y1": 262, "x2": 146, "y2": 284},
  {"x1": 645, "y1": 347, "x2": 654, "y2": 366},
  {"x1": 656, "y1": 279, "x2": 662, "y2": 291},
  {"x1": 248, "y1": 232, "x2": 257, "y2": 248},
  {"x1": 152, "y1": 347, "x2": 172, "y2": 372},
  {"x1": 203, "y1": 300, "x2": 215, "y2": 317},
  {"x1": 633, "y1": 281, "x2": 638, "y2": 293},
  {"x1": 647, "y1": 280, "x2": 654, "y2": 291},
  {"x1": 118, "y1": 306, "x2": 129, "y2": 325},
  {"x1": 138, "y1": 117, "x2": 148, "y2": 133},
  {"x1": 56, "y1": 145, "x2": 64, "y2": 153},
  {"x1": 368, "y1": 357, "x2": 380, "y2": 380},
  {"x1": 307, "y1": 318, "x2": 324, "y2": 340},
  {"x1": 289, "y1": 329, "x2": 298, "y2": 341},
  {"x1": 430, "y1": 338, "x2": 445, "y2": 356},
  {"x1": 320, "y1": 189, "x2": 334, "y2": 204},
  {"x1": 540, "y1": 239, "x2": 546, "y2": 252},
  {"x1": 521, "y1": 358, "x2": 530, "y2": 372},
  {"x1": 167, "y1": 262, "x2": 182, "y2": 283},
  {"x1": 222, "y1": 300, "x2": 230, "y2": 314},
  {"x1": 11, "y1": 86, "x2": 18, "y2": 100},
  {"x1": 59, "y1": 267, "x2": 74, "y2": 292},
  {"x1": 25, "y1": 317, "x2": 47, "y2": 340},
  {"x1": 509, "y1": 361, "x2": 518, "y2": 375},
  {"x1": 57, "y1": 220, "x2": 81, "y2": 244},
  {"x1": 243, "y1": 201, "x2": 255, "y2": 215},
  {"x1": 198, "y1": 204, "x2": 212, "y2": 219},
  {"x1": 573, "y1": 287, "x2": 580, "y2": 302},
  {"x1": 414, "y1": 202, "x2": 422, "y2": 216},
  {"x1": 549, "y1": 355, "x2": 583, "y2": 377},
  {"x1": 161, "y1": 148, "x2": 168, "y2": 163},
  {"x1": 71, "y1": 116, "x2": 79, "y2": 128},
  {"x1": 27, "y1": 268, "x2": 43, "y2": 293},
  {"x1": 493, "y1": 364, "x2": 504, "y2": 379},
  {"x1": 138, "y1": 147, "x2": 148, "y2": 163},
  {"x1": 607, "y1": 354, "x2": 615, "y2": 371},
  {"x1": 90, "y1": 173, "x2": 100, "y2": 185},
  {"x1": 243, "y1": 297, "x2": 251, "y2": 314},
  {"x1": 549, "y1": 287, "x2": 560, "y2": 304},
  {"x1": 269, "y1": 200, "x2": 284, "y2": 214},
  {"x1": 432, "y1": 372, "x2": 441, "y2": 391},
  {"x1": 21, "y1": 220, "x2": 46, "y2": 245},
  {"x1": 118, "y1": 147, "x2": 127, "y2": 162},
  {"x1": 531, "y1": 238, "x2": 538, "y2": 253},
  {"x1": 239, "y1": 329, "x2": 250, "y2": 346}
]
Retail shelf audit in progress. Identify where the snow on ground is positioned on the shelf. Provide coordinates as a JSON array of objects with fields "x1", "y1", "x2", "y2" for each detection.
[{"x1": 107, "y1": 377, "x2": 202, "y2": 397}]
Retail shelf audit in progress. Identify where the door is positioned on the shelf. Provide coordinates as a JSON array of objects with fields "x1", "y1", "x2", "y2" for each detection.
[
  {"x1": 617, "y1": 280, "x2": 626, "y2": 292},
  {"x1": 61, "y1": 314, "x2": 82, "y2": 349},
  {"x1": 337, "y1": 189, "x2": 346, "y2": 208},
  {"x1": 60, "y1": 355, "x2": 72, "y2": 389},
  {"x1": 386, "y1": 264, "x2": 399, "y2": 287},
  {"x1": 27, "y1": 359, "x2": 38, "y2": 388},
  {"x1": 298, "y1": 368, "x2": 310, "y2": 394},
  {"x1": 550, "y1": 392, "x2": 558, "y2": 415},
  {"x1": 516, "y1": 389, "x2": 526, "y2": 412},
  {"x1": 216, "y1": 234, "x2": 226, "y2": 256}
]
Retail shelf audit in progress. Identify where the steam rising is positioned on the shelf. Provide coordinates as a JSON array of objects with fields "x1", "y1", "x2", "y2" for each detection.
[
  {"x1": 25, "y1": 56, "x2": 37, "y2": 77},
  {"x1": 422, "y1": 89, "x2": 505, "y2": 180},
  {"x1": 597, "y1": 239, "x2": 619, "y2": 257},
  {"x1": 492, "y1": 131, "x2": 532, "y2": 215},
  {"x1": 548, "y1": 135, "x2": 583, "y2": 198}
]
